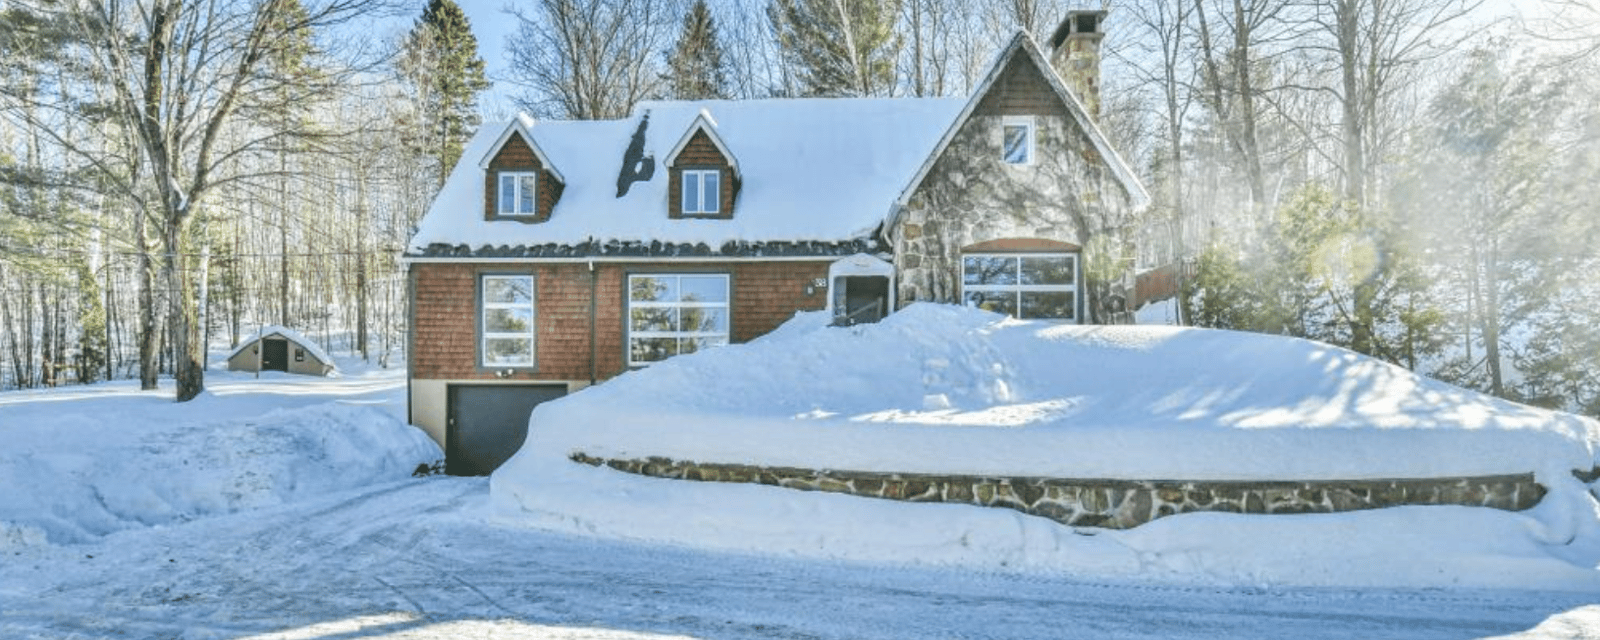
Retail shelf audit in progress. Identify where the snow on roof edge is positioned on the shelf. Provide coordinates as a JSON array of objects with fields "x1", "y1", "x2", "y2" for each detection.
[{"x1": 224, "y1": 325, "x2": 337, "y2": 369}]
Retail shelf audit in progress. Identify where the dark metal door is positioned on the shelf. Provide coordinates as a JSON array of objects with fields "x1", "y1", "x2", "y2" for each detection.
[
  {"x1": 261, "y1": 339, "x2": 289, "y2": 372},
  {"x1": 446, "y1": 384, "x2": 568, "y2": 476}
]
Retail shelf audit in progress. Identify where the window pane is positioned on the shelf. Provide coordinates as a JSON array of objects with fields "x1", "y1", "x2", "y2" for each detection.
[
  {"x1": 519, "y1": 175, "x2": 537, "y2": 214},
  {"x1": 683, "y1": 172, "x2": 700, "y2": 212},
  {"x1": 680, "y1": 337, "x2": 727, "y2": 355},
  {"x1": 963, "y1": 290, "x2": 1017, "y2": 317},
  {"x1": 630, "y1": 276, "x2": 678, "y2": 302},
  {"x1": 1003, "y1": 125, "x2": 1030, "y2": 164},
  {"x1": 963, "y1": 256, "x2": 1017, "y2": 285},
  {"x1": 484, "y1": 338, "x2": 533, "y2": 365},
  {"x1": 703, "y1": 171, "x2": 720, "y2": 213},
  {"x1": 1020, "y1": 256, "x2": 1074, "y2": 285},
  {"x1": 679, "y1": 307, "x2": 728, "y2": 333},
  {"x1": 485, "y1": 308, "x2": 533, "y2": 333},
  {"x1": 484, "y1": 276, "x2": 533, "y2": 304},
  {"x1": 499, "y1": 175, "x2": 516, "y2": 214},
  {"x1": 630, "y1": 337, "x2": 679, "y2": 363},
  {"x1": 630, "y1": 307, "x2": 678, "y2": 332},
  {"x1": 679, "y1": 275, "x2": 728, "y2": 303},
  {"x1": 1021, "y1": 291, "x2": 1075, "y2": 319}
]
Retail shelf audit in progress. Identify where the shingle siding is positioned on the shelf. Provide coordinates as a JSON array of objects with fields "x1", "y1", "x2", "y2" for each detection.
[
  {"x1": 484, "y1": 132, "x2": 561, "y2": 223},
  {"x1": 669, "y1": 130, "x2": 737, "y2": 219},
  {"x1": 410, "y1": 260, "x2": 827, "y2": 383}
]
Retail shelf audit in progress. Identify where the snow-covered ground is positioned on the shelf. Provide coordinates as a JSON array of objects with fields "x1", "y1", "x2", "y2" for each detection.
[{"x1": 1, "y1": 319, "x2": 1598, "y2": 639}]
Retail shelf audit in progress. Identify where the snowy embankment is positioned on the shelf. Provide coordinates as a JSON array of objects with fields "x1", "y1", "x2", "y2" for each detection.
[
  {"x1": 493, "y1": 304, "x2": 1600, "y2": 590},
  {"x1": 0, "y1": 367, "x2": 440, "y2": 548}
]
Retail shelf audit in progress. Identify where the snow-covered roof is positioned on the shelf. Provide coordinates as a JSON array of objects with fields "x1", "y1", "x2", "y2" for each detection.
[
  {"x1": 225, "y1": 325, "x2": 336, "y2": 368},
  {"x1": 408, "y1": 97, "x2": 966, "y2": 255}
]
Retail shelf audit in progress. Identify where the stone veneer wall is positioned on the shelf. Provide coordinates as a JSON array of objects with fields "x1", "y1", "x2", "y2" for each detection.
[{"x1": 570, "y1": 452, "x2": 1548, "y2": 530}]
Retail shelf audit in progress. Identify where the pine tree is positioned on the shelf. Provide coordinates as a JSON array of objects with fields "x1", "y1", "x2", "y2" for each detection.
[
  {"x1": 767, "y1": 0, "x2": 902, "y2": 97},
  {"x1": 665, "y1": 0, "x2": 729, "y2": 100},
  {"x1": 399, "y1": 0, "x2": 491, "y2": 186}
]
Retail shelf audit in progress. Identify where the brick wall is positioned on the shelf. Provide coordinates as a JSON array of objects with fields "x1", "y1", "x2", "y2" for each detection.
[
  {"x1": 411, "y1": 260, "x2": 828, "y2": 382},
  {"x1": 668, "y1": 130, "x2": 737, "y2": 219},
  {"x1": 483, "y1": 132, "x2": 561, "y2": 222}
]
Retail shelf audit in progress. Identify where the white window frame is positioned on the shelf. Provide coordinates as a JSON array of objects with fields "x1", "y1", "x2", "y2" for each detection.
[
  {"x1": 1001, "y1": 116, "x2": 1035, "y2": 166},
  {"x1": 497, "y1": 171, "x2": 538, "y2": 217},
  {"x1": 627, "y1": 273, "x2": 730, "y2": 366},
  {"x1": 481, "y1": 274, "x2": 536, "y2": 367},
  {"x1": 681, "y1": 169, "x2": 721, "y2": 215},
  {"x1": 961, "y1": 252, "x2": 1077, "y2": 321}
]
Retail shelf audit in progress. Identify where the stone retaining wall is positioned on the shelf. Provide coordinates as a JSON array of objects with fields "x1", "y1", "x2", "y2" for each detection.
[{"x1": 570, "y1": 452, "x2": 1548, "y2": 530}]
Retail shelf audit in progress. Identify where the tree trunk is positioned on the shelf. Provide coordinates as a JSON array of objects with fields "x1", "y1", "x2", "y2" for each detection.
[{"x1": 165, "y1": 220, "x2": 205, "y2": 402}]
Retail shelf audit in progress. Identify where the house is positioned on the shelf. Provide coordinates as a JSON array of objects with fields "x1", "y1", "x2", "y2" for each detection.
[
  {"x1": 404, "y1": 11, "x2": 1149, "y2": 475},
  {"x1": 225, "y1": 325, "x2": 337, "y2": 377}
]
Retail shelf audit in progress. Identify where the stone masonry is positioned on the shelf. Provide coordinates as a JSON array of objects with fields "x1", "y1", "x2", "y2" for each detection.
[{"x1": 570, "y1": 452, "x2": 1550, "y2": 530}]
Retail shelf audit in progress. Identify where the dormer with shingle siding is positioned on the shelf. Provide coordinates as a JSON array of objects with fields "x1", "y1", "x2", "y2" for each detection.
[
  {"x1": 665, "y1": 112, "x2": 740, "y2": 220},
  {"x1": 481, "y1": 125, "x2": 565, "y2": 223}
]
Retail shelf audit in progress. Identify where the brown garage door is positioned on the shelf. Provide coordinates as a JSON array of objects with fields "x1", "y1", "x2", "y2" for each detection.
[{"x1": 446, "y1": 384, "x2": 568, "y2": 476}]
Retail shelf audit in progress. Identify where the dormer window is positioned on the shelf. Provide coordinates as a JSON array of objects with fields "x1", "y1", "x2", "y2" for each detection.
[
  {"x1": 498, "y1": 172, "x2": 538, "y2": 216},
  {"x1": 681, "y1": 169, "x2": 721, "y2": 216},
  {"x1": 1002, "y1": 116, "x2": 1034, "y2": 165}
]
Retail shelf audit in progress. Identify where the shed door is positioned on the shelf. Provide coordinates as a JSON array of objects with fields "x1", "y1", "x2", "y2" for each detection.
[
  {"x1": 446, "y1": 384, "x2": 568, "y2": 476},
  {"x1": 261, "y1": 339, "x2": 289, "y2": 372}
]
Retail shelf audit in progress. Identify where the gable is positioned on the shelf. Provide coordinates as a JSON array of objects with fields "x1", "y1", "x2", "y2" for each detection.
[
  {"x1": 973, "y1": 53, "x2": 1069, "y2": 119},
  {"x1": 893, "y1": 32, "x2": 1148, "y2": 214},
  {"x1": 483, "y1": 130, "x2": 563, "y2": 223}
]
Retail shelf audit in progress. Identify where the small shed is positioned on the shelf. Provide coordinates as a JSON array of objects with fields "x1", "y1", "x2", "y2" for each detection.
[{"x1": 226, "y1": 325, "x2": 336, "y2": 376}]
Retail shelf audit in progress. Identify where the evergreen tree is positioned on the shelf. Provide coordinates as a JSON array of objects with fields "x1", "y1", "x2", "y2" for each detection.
[
  {"x1": 665, "y1": 0, "x2": 729, "y2": 100},
  {"x1": 767, "y1": 0, "x2": 902, "y2": 97},
  {"x1": 399, "y1": 0, "x2": 491, "y2": 186}
]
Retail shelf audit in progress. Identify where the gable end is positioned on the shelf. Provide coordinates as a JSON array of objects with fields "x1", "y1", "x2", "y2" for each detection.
[
  {"x1": 668, "y1": 129, "x2": 739, "y2": 220},
  {"x1": 974, "y1": 53, "x2": 1069, "y2": 119},
  {"x1": 484, "y1": 131, "x2": 563, "y2": 223}
]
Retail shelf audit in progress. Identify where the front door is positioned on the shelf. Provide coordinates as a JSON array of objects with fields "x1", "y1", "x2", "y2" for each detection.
[
  {"x1": 832, "y1": 276, "x2": 890, "y2": 326},
  {"x1": 261, "y1": 338, "x2": 289, "y2": 372},
  {"x1": 446, "y1": 384, "x2": 568, "y2": 476}
]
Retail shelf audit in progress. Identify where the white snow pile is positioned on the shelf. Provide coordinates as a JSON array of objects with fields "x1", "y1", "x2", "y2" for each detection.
[
  {"x1": 492, "y1": 303, "x2": 1600, "y2": 590},
  {"x1": 0, "y1": 395, "x2": 439, "y2": 548}
]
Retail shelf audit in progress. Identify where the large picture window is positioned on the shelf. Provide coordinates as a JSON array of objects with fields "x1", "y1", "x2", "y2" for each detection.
[
  {"x1": 962, "y1": 253, "x2": 1077, "y2": 321},
  {"x1": 681, "y1": 169, "x2": 721, "y2": 215},
  {"x1": 481, "y1": 275, "x2": 536, "y2": 367},
  {"x1": 628, "y1": 274, "x2": 729, "y2": 365},
  {"x1": 497, "y1": 172, "x2": 538, "y2": 217}
]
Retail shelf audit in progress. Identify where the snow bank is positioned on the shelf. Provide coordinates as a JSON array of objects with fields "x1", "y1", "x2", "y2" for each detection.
[
  {"x1": 0, "y1": 402, "x2": 440, "y2": 546},
  {"x1": 491, "y1": 304, "x2": 1600, "y2": 589},
  {"x1": 504, "y1": 304, "x2": 1598, "y2": 481}
]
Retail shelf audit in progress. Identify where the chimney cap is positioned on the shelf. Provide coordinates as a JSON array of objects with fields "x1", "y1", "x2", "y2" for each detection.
[{"x1": 1050, "y1": 9, "x2": 1109, "y2": 49}]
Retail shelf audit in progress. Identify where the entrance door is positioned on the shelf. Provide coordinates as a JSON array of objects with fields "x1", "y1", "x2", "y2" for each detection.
[
  {"x1": 832, "y1": 276, "x2": 890, "y2": 326},
  {"x1": 446, "y1": 384, "x2": 568, "y2": 476},
  {"x1": 261, "y1": 338, "x2": 289, "y2": 372}
]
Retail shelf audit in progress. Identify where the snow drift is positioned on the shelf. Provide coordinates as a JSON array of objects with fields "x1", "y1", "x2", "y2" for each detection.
[
  {"x1": 492, "y1": 304, "x2": 1600, "y2": 589},
  {"x1": 0, "y1": 402, "x2": 440, "y2": 546}
]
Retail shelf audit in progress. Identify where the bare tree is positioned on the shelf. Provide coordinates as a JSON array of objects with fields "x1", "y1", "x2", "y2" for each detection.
[
  {"x1": 52, "y1": 0, "x2": 383, "y2": 401},
  {"x1": 507, "y1": 0, "x2": 682, "y2": 119}
]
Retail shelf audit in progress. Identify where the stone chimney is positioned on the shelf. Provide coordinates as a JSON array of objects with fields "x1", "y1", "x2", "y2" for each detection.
[{"x1": 1049, "y1": 9, "x2": 1107, "y2": 122}]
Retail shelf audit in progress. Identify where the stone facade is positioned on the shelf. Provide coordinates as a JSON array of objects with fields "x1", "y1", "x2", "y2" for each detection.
[
  {"x1": 571, "y1": 452, "x2": 1550, "y2": 530},
  {"x1": 892, "y1": 52, "x2": 1137, "y2": 322}
]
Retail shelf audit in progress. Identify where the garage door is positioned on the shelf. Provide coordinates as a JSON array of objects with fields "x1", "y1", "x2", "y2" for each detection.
[{"x1": 446, "y1": 384, "x2": 568, "y2": 476}]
